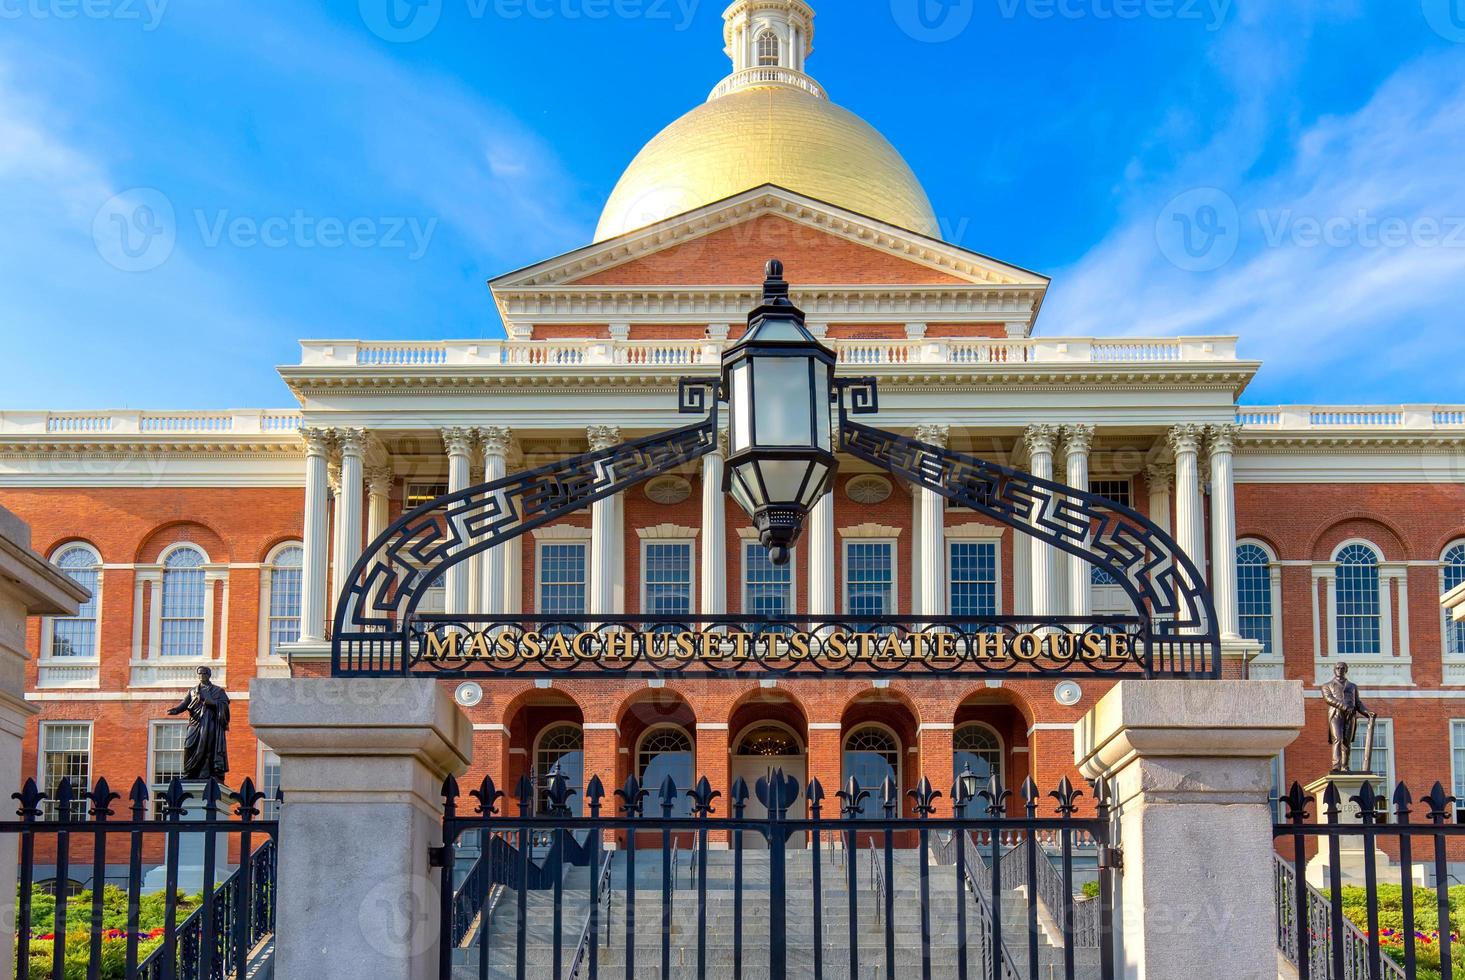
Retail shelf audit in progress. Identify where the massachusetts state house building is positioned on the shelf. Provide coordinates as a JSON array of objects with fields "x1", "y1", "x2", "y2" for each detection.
[{"x1": 4, "y1": 0, "x2": 1465, "y2": 829}]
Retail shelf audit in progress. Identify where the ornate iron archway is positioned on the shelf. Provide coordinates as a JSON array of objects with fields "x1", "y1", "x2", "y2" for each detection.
[{"x1": 330, "y1": 307, "x2": 1219, "y2": 681}]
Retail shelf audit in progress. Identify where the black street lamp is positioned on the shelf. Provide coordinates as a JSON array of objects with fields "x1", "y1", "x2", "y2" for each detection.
[{"x1": 721, "y1": 259, "x2": 838, "y2": 565}]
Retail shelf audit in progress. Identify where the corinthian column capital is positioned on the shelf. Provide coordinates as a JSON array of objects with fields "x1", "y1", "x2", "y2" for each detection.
[
  {"x1": 480, "y1": 426, "x2": 514, "y2": 458},
  {"x1": 335, "y1": 427, "x2": 369, "y2": 457},
  {"x1": 1062, "y1": 423, "x2": 1096, "y2": 458},
  {"x1": 440, "y1": 426, "x2": 476, "y2": 458},
  {"x1": 1022, "y1": 423, "x2": 1060, "y2": 457},
  {"x1": 1206, "y1": 422, "x2": 1240, "y2": 457},
  {"x1": 300, "y1": 427, "x2": 335, "y2": 456},
  {"x1": 587, "y1": 425, "x2": 622, "y2": 452},
  {"x1": 1167, "y1": 423, "x2": 1204, "y2": 456},
  {"x1": 366, "y1": 466, "x2": 394, "y2": 497},
  {"x1": 1145, "y1": 457, "x2": 1176, "y2": 491},
  {"x1": 915, "y1": 424, "x2": 950, "y2": 449}
]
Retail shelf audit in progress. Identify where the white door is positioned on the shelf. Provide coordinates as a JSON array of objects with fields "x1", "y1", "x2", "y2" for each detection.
[{"x1": 728, "y1": 755, "x2": 807, "y2": 849}]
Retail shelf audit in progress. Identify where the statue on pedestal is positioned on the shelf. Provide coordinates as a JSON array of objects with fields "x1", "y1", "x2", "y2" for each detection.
[
  {"x1": 166, "y1": 666, "x2": 231, "y2": 781},
  {"x1": 1321, "y1": 662, "x2": 1375, "y2": 775}
]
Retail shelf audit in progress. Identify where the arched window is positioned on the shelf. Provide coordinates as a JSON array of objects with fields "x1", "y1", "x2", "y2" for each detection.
[
  {"x1": 735, "y1": 725, "x2": 801, "y2": 757},
  {"x1": 638, "y1": 726, "x2": 694, "y2": 816},
  {"x1": 1091, "y1": 566, "x2": 1119, "y2": 587},
  {"x1": 1445, "y1": 543, "x2": 1465, "y2": 657},
  {"x1": 842, "y1": 725, "x2": 899, "y2": 820},
  {"x1": 160, "y1": 547, "x2": 207, "y2": 658},
  {"x1": 267, "y1": 545, "x2": 303, "y2": 656},
  {"x1": 1335, "y1": 543, "x2": 1382, "y2": 656},
  {"x1": 953, "y1": 723, "x2": 1003, "y2": 792},
  {"x1": 534, "y1": 724, "x2": 584, "y2": 817},
  {"x1": 756, "y1": 29, "x2": 780, "y2": 66},
  {"x1": 50, "y1": 545, "x2": 100, "y2": 659},
  {"x1": 1237, "y1": 543, "x2": 1274, "y2": 655}
]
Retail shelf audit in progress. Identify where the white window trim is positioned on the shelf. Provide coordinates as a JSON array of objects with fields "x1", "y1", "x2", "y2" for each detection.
[
  {"x1": 946, "y1": 537, "x2": 1003, "y2": 618},
  {"x1": 740, "y1": 540, "x2": 798, "y2": 618},
  {"x1": 841, "y1": 722, "x2": 904, "y2": 801},
  {"x1": 635, "y1": 723, "x2": 695, "y2": 779},
  {"x1": 1315, "y1": 539, "x2": 1409, "y2": 683},
  {"x1": 131, "y1": 541, "x2": 228, "y2": 688},
  {"x1": 1237, "y1": 539, "x2": 1285, "y2": 674},
  {"x1": 1442, "y1": 541, "x2": 1465, "y2": 665},
  {"x1": 842, "y1": 537, "x2": 900, "y2": 618},
  {"x1": 148, "y1": 718, "x2": 188, "y2": 791},
  {"x1": 257, "y1": 541, "x2": 303, "y2": 666},
  {"x1": 37, "y1": 720, "x2": 93, "y2": 803},
  {"x1": 953, "y1": 721, "x2": 1005, "y2": 790},
  {"x1": 40, "y1": 543, "x2": 103, "y2": 690},
  {"x1": 639, "y1": 538, "x2": 697, "y2": 618},
  {"x1": 535, "y1": 539, "x2": 589, "y2": 616},
  {"x1": 1352, "y1": 716, "x2": 1396, "y2": 792}
]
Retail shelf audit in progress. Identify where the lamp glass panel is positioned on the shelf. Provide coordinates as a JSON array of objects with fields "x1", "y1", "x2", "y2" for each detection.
[
  {"x1": 813, "y1": 364, "x2": 833, "y2": 451},
  {"x1": 797, "y1": 460, "x2": 833, "y2": 508},
  {"x1": 749, "y1": 317, "x2": 807, "y2": 342},
  {"x1": 751, "y1": 357, "x2": 813, "y2": 446},
  {"x1": 757, "y1": 459, "x2": 814, "y2": 504},
  {"x1": 730, "y1": 463, "x2": 766, "y2": 510},
  {"x1": 730, "y1": 361, "x2": 753, "y2": 454}
]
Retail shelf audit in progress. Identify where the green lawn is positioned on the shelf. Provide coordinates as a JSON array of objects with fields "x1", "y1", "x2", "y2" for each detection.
[{"x1": 20, "y1": 885, "x2": 201, "y2": 980}]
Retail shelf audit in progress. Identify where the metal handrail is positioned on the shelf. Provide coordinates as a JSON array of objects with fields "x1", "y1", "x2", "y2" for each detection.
[
  {"x1": 961, "y1": 830, "x2": 1025, "y2": 980},
  {"x1": 867, "y1": 839, "x2": 885, "y2": 924},
  {"x1": 568, "y1": 845, "x2": 614, "y2": 979},
  {"x1": 1001, "y1": 835, "x2": 1101, "y2": 948},
  {"x1": 137, "y1": 838, "x2": 277, "y2": 980},
  {"x1": 1274, "y1": 854, "x2": 1407, "y2": 979}
]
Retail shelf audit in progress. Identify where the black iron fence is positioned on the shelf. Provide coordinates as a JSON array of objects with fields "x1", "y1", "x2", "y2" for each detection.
[
  {"x1": 1, "y1": 775, "x2": 279, "y2": 980},
  {"x1": 1274, "y1": 779, "x2": 1465, "y2": 980},
  {"x1": 437, "y1": 768, "x2": 1117, "y2": 980}
]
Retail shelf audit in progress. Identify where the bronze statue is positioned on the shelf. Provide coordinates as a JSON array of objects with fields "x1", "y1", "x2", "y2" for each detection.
[
  {"x1": 166, "y1": 666, "x2": 231, "y2": 781},
  {"x1": 1321, "y1": 662, "x2": 1375, "y2": 774}
]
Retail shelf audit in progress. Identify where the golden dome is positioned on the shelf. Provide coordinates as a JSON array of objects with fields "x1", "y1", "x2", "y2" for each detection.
[{"x1": 594, "y1": 81, "x2": 940, "y2": 243}]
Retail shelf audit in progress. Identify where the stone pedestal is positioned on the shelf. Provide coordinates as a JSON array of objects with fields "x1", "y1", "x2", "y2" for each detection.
[
  {"x1": 250, "y1": 678, "x2": 472, "y2": 980},
  {"x1": 1303, "y1": 773, "x2": 1399, "y2": 889},
  {"x1": 142, "y1": 782, "x2": 234, "y2": 894},
  {"x1": 1076, "y1": 679, "x2": 1304, "y2": 980}
]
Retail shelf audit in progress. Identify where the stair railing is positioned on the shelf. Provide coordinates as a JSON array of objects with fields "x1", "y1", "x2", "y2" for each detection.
[
  {"x1": 1274, "y1": 854, "x2": 1407, "y2": 980},
  {"x1": 867, "y1": 838, "x2": 885, "y2": 925},
  {"x1": 960, "y1": 829, "x2": 1025, "y2": 980},
  {"x1": 1001, "y1": 835, "x2": 1101, "y2": 948},
  {"x1": 568, "y1": 845, "x2": 615, "y2": 980}
]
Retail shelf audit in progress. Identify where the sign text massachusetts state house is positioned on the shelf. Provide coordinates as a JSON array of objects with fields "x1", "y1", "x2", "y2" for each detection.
[{"x1": 3, "y1": 0, "x2": 1464, "y2": 830}]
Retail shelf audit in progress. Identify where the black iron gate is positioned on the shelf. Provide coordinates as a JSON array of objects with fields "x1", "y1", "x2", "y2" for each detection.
[{"x1": 437, "y1": 769, "x2": 1116, "y2": 980}]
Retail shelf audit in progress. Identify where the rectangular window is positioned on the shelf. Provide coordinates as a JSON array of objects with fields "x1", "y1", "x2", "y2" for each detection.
[
  {"x1": 260, "y1": 747, "x2": 281, "y2": 820},
  {"x1": 1270, "y1": 753, "x2": 1286, "y2": 823},
  {"x1": 40, "y1": 722, "x2": 91, "y2": 820},
  {"x1": 845, "y1": 540, "x2": 895, "y2": 627},
  {"x1": 538, "y1": 543, "x2": 588, "y2": 625},
  {"x1": 643, "y1": 542, "x2": 693, "y2": 618},
  {"x1": 1088, "y1": 479, "x2": 1132, "y2": 509},
  {"x1": 268, "y1": 564, "x2": 302, "y2": 656},
  {"x1": 150, "y1": 721, "x2": 188, "y2": 815},
  {"x1": 405, "y1": 483, "x2": 449, "y2": 509},
  {"x1": 1349, "y1": 717, "x2": 1393, "y2": 820},
  {"x1": 744, "y1": 543, "x2": 794, "y2": 619},
  {"x1": 949, "y1": 541, "x2": 997, "y2": 620}
]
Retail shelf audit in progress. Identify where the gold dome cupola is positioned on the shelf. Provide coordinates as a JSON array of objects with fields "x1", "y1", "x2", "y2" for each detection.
[{"x1": 593, "y1": 0, "x2": 940, "y2": 243}]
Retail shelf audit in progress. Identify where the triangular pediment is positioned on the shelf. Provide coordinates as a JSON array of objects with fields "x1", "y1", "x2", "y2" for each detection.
[{"x1": 490, "y1": 186, "x2": 1049, "y2": 293}]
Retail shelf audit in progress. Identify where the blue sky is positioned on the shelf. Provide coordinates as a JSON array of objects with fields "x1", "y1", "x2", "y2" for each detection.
[{"x1": 2, "y1": 0, "x2": 1464, "y2": 408}]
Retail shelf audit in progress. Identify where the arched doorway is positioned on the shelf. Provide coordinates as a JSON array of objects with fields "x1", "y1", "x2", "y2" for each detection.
[
  {"x1": 841, "y1": 724, "x2": 901, "y2": 819},
  {"x1": 533, "y1": 723, "x2": 584, "y2": 816},
  {"x1": 730, "y1": 721, "x2": 807, "y2": 847},
  {"x1": 953, "y1": 722, "x2": 1003, "y2": 804}
]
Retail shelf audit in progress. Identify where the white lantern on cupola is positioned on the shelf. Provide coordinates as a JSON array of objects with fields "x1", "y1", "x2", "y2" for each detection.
[{"x1": 721, "y1": 259, "x2": 838, "y2": 565}]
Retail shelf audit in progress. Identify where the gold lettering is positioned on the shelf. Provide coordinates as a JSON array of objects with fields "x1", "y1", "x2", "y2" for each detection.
[
  {"x1": 1080, "y1": 633, "x2": 1106, "y2": 662},
  {"x1": 462, "y1": 631, "x2": 492, "y2": 661},
  {"x1": 789, "y1": 631, "x2": 811, "y2": 662},
  {"x1": 972, "y1": 632, "x2": 1004, "y2": 661},
  {"x1": 1011, "y1": 633, "x2": 1041, "y2": 662},
  {"x1": 421, "y1": 630, "x2": 460, "y2": 661},
  {"x1": 1107, "y1": 634, "x2": 1134, "y2": 661},
  {"x1": 495, "y1": 630, "x2": 519, "y2": 662},
  {"x1": 521, "y1": 632, "x2": 544, "y2": 661},
  {"x1": 675, "y1": 632, "x2": 698, "y2": 661}
]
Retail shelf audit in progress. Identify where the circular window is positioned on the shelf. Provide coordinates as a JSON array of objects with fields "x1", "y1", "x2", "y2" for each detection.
[
  {"x1": 845, "y1": 475, "x2": 893, "y2": 505},
  {"x1": 645, "y1": 476, "x2": 692, "y2": 505}
]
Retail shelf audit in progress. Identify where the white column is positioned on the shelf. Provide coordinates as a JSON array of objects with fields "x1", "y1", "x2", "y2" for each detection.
[
  {"x1": 1023, "y1": 425, "x2": 1059, "y2": 617},
  {"x1": 328, "y1": 459, "x2": 343, "y2": 609},
  {"x1": 1076, "y1": 680, "x2": 1305, "y2": 979},
  {"x1": 1207, "y1": 424, "x2": 1240, "y2": 639},
  {"x1": 587, "y1": 425, "x2": 623, "y2": 616},
  {"x1": 299, "y1": 428, "x2": 333, "y2": 643},
  {"x1": 1379, "y1": 567, "x2": 1395, "y2": 659},
  {"x1": 480, "y1": 427, "x2": 512, "y2": 616},
  {"x1": 366, "y1": 466, "x2": 393, "y2": 543},
  {"x1": 251, "y1": 678, "x2": 472, "y2": 980},
  {"x1": 808, "y1": 490, "x2": 836, "y2": 614},
  {"x1": 1169, "y1": 424, "x2": 1206, "y2": 582},
  {"x1": 441, "y1": 427, "x2": 476, "y2": 616},
  {"x1": 916, "y1": 425, "x2": 950, "y2": 618},
  {"x1": 1146, "y1": 458, "x2": 1175, "y2": 535},
  {"x1": 336, "y1": 428, "x2": 367, "y2": 599},
  {"x1": 1394, "y1": 569, "x2": 1411, "y2": 657},
  {"x1": 1063, "y1": 424, "x2": 1095, "y2": 617},
  {"x1": 700, "y1": 430, "x2": 728, "y2": 616}
]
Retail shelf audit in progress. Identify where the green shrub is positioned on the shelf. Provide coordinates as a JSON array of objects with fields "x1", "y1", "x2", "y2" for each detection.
[{"x1": 18, "y1": 885, "x2": 197, "y2": 980}]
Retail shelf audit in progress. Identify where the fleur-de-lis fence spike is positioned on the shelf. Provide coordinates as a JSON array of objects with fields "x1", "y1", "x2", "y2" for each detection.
[
  {"x1": 471, "y1": 775, "x2": 505, "y2": 817},
  {"x1": 730, "y1": 776, "x2": 749, "y2": 817},
  {"x1": 907, "y1": 777, "x2": 941, "y2": 817},
  {"x1": 128, "y1": 778, "x2": 150, "y2": 821},
  {"x1": 202, "y1": 778, "x2": 223, "y2": 820},
  {"x1": 163, "y1": 777, "x2": 191, "y2": 820},
  {"x1": 687, "y1": 776, "x2": 720, "y2": 817},
  {"x1": 1021, "y1": 777, "x2": 1040, "y2": 819},
  {"x1": 981, "y1": 775, "x2": 1013, "y2": 819},
  {"x1": 585, "y1": 775, "x2": 606, "y2": 818},
  {"x1": 880, "y1": 775, "x2": 899, "y2": 818},
  {"x1": 659, "y1": 774, "x2": 680, "y2": 816},
  {"x1": 234, "y1": 777, "x2": 265, "y2": 822},
  {"x1": 13, "y1": 778, "x2": 43, "y2": 821},
  {"x1": 1321, "y1": 781, "x2": 1343, "y2": 823},
  {"x1": 1392, "y1": 782, "x2": 1413, "y2": 824},
  {"x1": 514, "y1": 775, "x2": 535, "y2": 816},
  {"x1": 1350, "y1": 781, "x2": 1379, "y2": 825},
  {"x1": 837, "y1": 777, "x2": 870, "y2": 819},
  {"x1": 88, "y1": 778, "x2": 121, "y2": 822},
  {"x1": 1090, "y1": 777, "x2": 1113, "y2": 822},
  {"x1": 1283, "y1": 782, "x2": 1310, "y2": 825},
  {"x1": 441, "y1": 775, "x2": 461, "y2": 819},
  {"x1": 1049, "y1": 776, "x2": 1081, "y2": 818},
  {"x1": 55, "y1": 777, "x2": 75, "y2": 823},
  {"x1": 807, "y1": 778, "x2": 826, "y2": 819},
  {"x1": 1423, "y1": 782, "x2": 1454, "y2": 824},
  {"x1": 546, "y1": 769, "x2": 577, "y2": 817},
  {"x1": 617, "y1": 775, "x2": 648, "y2": 817}
]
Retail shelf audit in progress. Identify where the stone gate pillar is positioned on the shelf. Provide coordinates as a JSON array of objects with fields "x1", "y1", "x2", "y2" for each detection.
[
  {"x1": 1075, "y1": 680, "x2": 1303, "y2": 980},
  {"x1": 251, "y1": 678, "x2": 473, "y2": 980}
]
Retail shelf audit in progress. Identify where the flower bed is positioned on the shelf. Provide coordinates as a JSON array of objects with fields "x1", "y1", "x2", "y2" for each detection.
[
  {"x1": 1339, "y1": 884, "x2": 1465, "y2": 980},
  {"x1": 19, "y1": 885, "x2": 200, "y2": 980}
]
